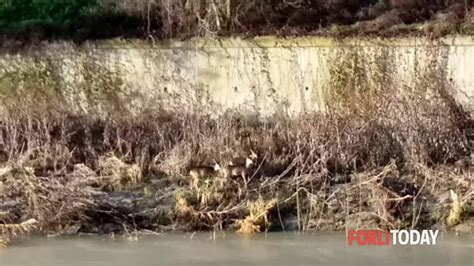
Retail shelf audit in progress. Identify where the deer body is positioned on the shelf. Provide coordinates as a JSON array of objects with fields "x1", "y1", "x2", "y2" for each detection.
[
  {"x1": 189, "y1": 163, "x2": 221, "y2": 190},
  {"x1": 228, "y1": 149, "x2": 257, "y2": 166},
  {"x1": 223, "y1": 157, "x2": 253, "y2": 188}
]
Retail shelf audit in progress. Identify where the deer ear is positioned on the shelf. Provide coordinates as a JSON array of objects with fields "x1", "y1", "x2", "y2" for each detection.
[
  {"x1": 246, "y1": 158, "x2": 253, "y2": 167},
  {"x1": 249, "y1": 149, "x2": 257, "y2": 158}
]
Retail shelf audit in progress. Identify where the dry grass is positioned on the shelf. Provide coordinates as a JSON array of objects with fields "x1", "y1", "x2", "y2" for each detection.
[
  {"x1": 446, "y1": 190, "x2": 462, "y2": 226},
  {"x1": 0, "y1": 219, "x2": 38, "y2": 248},
  {"x1": 98, "y1": 153, "x2": 143, "y2": 191},
  {"x1": 236, "y1": 198, "x2": 277, "y2": 234},
  {"x1": 0, "y1": 74, "x2": 472, "y2": 238}
]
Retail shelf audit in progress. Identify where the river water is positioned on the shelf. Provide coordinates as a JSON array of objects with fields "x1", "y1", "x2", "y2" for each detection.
[{"x1": 0, "y1": 232, "x2": 472, "y2": 266}]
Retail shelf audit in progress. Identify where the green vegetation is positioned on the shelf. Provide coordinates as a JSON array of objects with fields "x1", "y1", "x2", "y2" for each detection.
[
  {"x1": 0, "y1": 0, "x2": 98, "y2": 33},
  {"x1": 0, "y1": 0, "x2": 97, "y2": 25},
  {"x1": 0, "y1": 0, "x2": 141, "y2": 41}
]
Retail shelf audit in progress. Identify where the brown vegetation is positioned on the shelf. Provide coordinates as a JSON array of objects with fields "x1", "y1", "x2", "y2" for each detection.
[
  {"x1": 0, "y1": 75, "x2": 473, "y2": 246},
  {"x1": 0, "y1": 219, "x2": 37, "y2": 248}
]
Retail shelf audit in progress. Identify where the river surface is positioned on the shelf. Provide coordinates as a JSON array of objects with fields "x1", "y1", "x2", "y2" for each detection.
[{"x1": 0, "y1": 232, "x2": 472, "y2": 266}]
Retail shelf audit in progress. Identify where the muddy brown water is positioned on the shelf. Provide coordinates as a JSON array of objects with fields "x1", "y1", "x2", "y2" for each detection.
[{"x1": 0, "y1": 232, "x2": 472, "y2": 266}]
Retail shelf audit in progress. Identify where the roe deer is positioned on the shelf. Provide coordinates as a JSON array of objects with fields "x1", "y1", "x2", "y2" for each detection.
[
  {"x1": 228, "y1": 149, "x2": 257, "y2": 166},
  {"x1": 223, "y1": 157, "x2": 253, "y2": 188},
  {"x1": 189, "y1": 162, "x2": 221, "y2": 190}
]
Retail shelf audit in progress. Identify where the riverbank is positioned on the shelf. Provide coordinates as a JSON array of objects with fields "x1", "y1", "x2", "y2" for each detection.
[{"x1": 0, "y1": 80, "x2": 472, "y2": 247}]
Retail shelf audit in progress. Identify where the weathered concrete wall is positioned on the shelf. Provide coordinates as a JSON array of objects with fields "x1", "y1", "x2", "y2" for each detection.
[{"x1": 0, "y1": 36, "x2": 473, "y2": 117}]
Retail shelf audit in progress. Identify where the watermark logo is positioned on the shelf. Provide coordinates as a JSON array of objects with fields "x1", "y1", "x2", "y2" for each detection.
[{"x1": 347, "y1": 230, "x2": 439, "y2": 246}]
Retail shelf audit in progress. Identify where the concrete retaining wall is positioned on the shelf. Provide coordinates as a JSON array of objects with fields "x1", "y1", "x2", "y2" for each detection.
[{"x1": 0, "y1": 36, "x2": 473, "y2": 117}]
